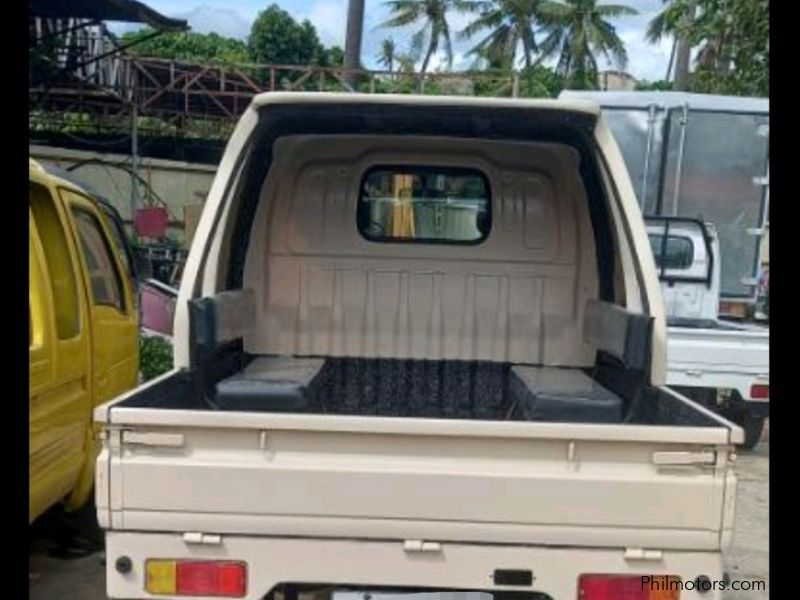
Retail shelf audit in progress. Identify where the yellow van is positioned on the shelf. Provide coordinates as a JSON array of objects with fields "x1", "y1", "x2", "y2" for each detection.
[{"x1": 29, "y1": 159, "x2": 139, "y2": 526}]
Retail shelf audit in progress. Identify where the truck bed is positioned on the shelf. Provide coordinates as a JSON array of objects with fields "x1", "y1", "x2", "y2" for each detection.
[{"x1": 95, "y1": 365, "x2": 740, "y2": 552}]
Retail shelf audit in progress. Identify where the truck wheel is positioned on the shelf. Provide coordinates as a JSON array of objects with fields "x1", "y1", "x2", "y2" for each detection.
[
  {"x1": 73, "y1": 492, "x2": 104, "y2": 549},
  {"x1": 740, "y1": 414, "x2": 765, "y2": 450}
]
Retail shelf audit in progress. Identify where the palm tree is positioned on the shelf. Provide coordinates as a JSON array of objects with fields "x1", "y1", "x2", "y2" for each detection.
[
  {"x1": 344, "y1": 0, "x2": 366, "y2": 86},
  {"x1": 459, "y1": 0, "x2": 542, "y2": 70},
  {"x1": 646, "y1": 0, "x2": 695, "y2": 90},
  {"x1": 538, "y1": 0, "x2": 637, "y2": 89},
  {"x1": 380, "y1": 0, "x2": 475, "y2": 84},
  {"x1": 377, "y1": 37, "x2": 398, "y2": 72}
]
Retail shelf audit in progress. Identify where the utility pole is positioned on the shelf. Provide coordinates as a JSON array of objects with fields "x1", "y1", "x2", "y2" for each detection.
[
  {"x1": 343, "y1": 0, "x2": 365, "y2": 88},
  {"x1": 130, "y1": 104, "x2": 139, "y2": 229}
]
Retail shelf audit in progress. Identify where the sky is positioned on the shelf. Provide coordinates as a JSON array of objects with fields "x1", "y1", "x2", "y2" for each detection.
[{"x1": 108, "y1": 0, "x2": 674, "y2": 82}]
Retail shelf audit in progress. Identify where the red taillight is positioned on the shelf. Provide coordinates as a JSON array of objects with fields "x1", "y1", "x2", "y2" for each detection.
[
  {"x1": 750, "y1": 383, "x2": 769, "y2": 399},
  {"x1": 578, "y1": 574, "x2": 680, "y2": 599},
  {"x1": 175, "y1": 561, "x2": 247, "y2": 597}
]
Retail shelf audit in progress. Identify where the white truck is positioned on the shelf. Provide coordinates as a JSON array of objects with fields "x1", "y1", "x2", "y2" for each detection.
[
  {"x1": 647, "y1": 217, "x2": 769, "y2": 449},
  {"x1": 95, "y1": 94, "x2": 742, "y2": 600}
]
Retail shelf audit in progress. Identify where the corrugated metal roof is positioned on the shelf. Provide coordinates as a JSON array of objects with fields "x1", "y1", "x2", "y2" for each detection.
[{"x1": 29, "y1": 0, "x2": 187, "y2": 32}]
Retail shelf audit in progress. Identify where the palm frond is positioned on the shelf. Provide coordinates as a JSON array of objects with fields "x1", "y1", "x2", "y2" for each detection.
[
  {"x1": 459, "y1": 9, "x2": 504, "y2": 40},
  {"x1": 645, "y1": 8, "x2": 669, "y2": 42},
  {"x1": 409, "y1": 25, "x2": 429, "y2": 60},
  {"x1": 440, "y1": 20, "x2": 454, "y2": 67},
  {"x1": 594, "y1": 4, "x2": 638, "y2": 18}
]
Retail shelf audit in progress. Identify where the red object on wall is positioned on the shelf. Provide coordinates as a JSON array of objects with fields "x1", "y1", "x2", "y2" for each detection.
[{"x1": 135, "y1": 206, "x2": 169, "y2": 238}]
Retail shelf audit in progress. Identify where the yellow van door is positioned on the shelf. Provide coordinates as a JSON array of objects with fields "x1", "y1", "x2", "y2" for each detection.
[
  {"x1": 60, "y1": 188, "x2": 139, "y2": 406},
  {"x1": 29, "y1": 185, "x2": 92, "y2": 523}
]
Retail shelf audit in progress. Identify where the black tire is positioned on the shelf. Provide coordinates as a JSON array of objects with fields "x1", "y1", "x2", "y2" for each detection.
[
  {"x1": 740, "y1": 413, "x2": 765, "y2": 450},
  {"x1": 72, "y1": 490, "x2": 105, "y2": 549}
]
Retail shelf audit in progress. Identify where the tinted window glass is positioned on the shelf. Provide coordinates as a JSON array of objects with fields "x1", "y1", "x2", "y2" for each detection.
[
  {"x1": 71, "y1": 208, "x2": 126, "y2": 311},
  {"x1": 649, "y1": 234, "x2": 694, "y2": 270},
  {"x1": 358, "y1": 167, "x2": 490, "y2": 244}
]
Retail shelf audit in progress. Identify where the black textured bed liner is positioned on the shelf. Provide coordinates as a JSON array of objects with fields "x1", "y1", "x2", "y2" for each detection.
[
  {"x1": 211, "y1": 356, "x2": 623, "y2": 423},
  {"x1": 311, "y1": 358, "x2": 512, "y2": 420},
  {"x1": 115, "y1": 358, "x2": 727, "y2": 428}
]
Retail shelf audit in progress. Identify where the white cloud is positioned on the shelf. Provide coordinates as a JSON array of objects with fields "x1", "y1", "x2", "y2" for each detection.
[
  {"x1": 302, "y1": 0, "x2": 348, "y2": 47},
  {"x1": 607, "y1": 28, "x2": 673, "y2": 81},
  {"x1": 176, "y1": 5, "x2": 252, "y2": 39}
]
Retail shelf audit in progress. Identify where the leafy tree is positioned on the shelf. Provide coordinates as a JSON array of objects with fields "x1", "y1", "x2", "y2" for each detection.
[
  {"x1": 248, "y1": 4, "x2": 326, "y2": 65},
  {"x1": 635, "y1": 79, "x2": 673, "y2": 91},
  {"x1": 538, "y1": 0, "x2": 638, "y2": 89},
  {"x1": 470, "y1": 63, "x2": 563, "y2": 97},
  {"x1": 380, "y1": 0, "x2": 475, "y2": 79},
  {"x1": 687, "y1": 0, "x2": 768, "y2": 96},
  {"x1": 120, "y1": 29, "x2": 248, "y2": 63},
  {"x1": 519, "y1": 63, "x2": 565, "y2": 96},
  {"x1": 645, "y1": 0, "x2": 767, "y2": 96},
  {"x1": 460, "y1": 0, "x2": 543, "y2": 70},
  {"x1": 325, "y1": 46, "x2": 345, "y2": 66}
]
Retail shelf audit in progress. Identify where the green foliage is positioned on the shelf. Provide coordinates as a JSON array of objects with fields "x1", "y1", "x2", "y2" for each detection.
[
  {"x1": 469, "y1": 64, "x2": 564, "y2": 97},
  {"x1": 459, "y1": 0, "x2": 541, "y2": 70},
  {"x1": 538, "y1": 0, "x2": 638, "y2": 90},
  {"x1": 518, "y1": 64, "x2": 565, "y2": 97},
  {"x1": 644, "y1": 0, "x2": 768, "y2": 97},
  {"x1": 326, "y1": 46, "x2": 345, "y2": 66},
  {"x1": 140, "y1": 335, "x2": 174, "y2": 382},
  {"x1": 377, "y1": 38, "x2": 398, "y2": 71},
  {"x1": 120, "y1": 28, "x2": 248, "y2": 63},
  {"x1": 380, "y1": 0, "x2": 473, "y2": 76},
  {"x1": 687, "y1": 0, "x2": 769, "y2": 96},
  {"x1": 248, "y1": 4, "x2": 326, "y2": 65},
  {"x1": 636, "y1": 79, "x2": 673, "y2": 91}
]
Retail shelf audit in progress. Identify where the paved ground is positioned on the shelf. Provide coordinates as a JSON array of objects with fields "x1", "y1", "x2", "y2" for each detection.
[
  {"x1": 29, "y1": 422, "x2": 769, "y2": 600},
  {"x1": 722, "y1": 420, "x2": 769, "y2": 598}
]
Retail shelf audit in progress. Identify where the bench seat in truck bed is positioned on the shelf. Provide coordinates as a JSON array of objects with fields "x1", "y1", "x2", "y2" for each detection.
[
  {"x1": 508, "y1": 366, "x2": 623, "y2": 423},
  {"x1": 213, "y1": 356, "x2": 326, "y2": 411}
]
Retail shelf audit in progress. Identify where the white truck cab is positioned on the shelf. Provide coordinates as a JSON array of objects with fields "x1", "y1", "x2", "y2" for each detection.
[
  {"x1": 648, "y1": 218, "x2": 720, "y2": 321},
  {"x1": 95, "y1": 94, "x2": 741, "y2": 600}
]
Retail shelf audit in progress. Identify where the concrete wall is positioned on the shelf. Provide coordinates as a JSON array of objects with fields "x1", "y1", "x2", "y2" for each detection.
[
  {"x1": 29, "y1": 145, "x2": 217, "y2": 246},
  {"x1": 597, "y1": 71, "x2": 637, "y2": 91}
]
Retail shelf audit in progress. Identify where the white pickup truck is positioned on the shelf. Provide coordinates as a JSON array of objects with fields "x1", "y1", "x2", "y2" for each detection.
[
  {"x1": 95, "y1": 94, "x2": 741, "y2": 600},
  {"x1": 647, "y1": 217, "x2": 769, "y2": 449}
]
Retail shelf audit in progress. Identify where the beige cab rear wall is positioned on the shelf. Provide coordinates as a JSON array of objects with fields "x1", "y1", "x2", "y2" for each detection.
[{"x1": 243, "y1": 135, "x2": 598, "y2": 365}]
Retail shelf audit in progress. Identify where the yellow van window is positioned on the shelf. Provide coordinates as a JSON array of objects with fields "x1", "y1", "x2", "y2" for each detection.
[
  {"x1": 71, "y1": 208, "x2": 125, "y2": 311},
  {"x1": 29, "y1": 182, "x2": 80, "y2": 339}
]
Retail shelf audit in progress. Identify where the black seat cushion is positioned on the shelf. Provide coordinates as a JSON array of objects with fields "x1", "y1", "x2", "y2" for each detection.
[
  {"x1": 213, "y1": 356, "x2": 325, "y2": 412},
  {"x1": 509, "y1": 366, "x2": 622, "y2": 423}
]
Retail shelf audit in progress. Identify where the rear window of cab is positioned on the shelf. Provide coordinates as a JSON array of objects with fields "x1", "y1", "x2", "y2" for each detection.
[{"x1": 358, "y1": 166, "x2": 491, "y2": 244}]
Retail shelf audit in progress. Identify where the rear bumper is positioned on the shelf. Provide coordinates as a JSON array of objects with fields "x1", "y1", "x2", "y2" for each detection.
[
  {"x1": 746, "y1": 401, "x2": 769, "y2": 418},
  {"x1": 105, "y1": 531, "x2": 725, "y2": 600}
]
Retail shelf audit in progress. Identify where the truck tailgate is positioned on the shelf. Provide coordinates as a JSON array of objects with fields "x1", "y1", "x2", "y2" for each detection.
[{"x1": 97, "y1": 394, "x2": 738, "y2": 552}]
